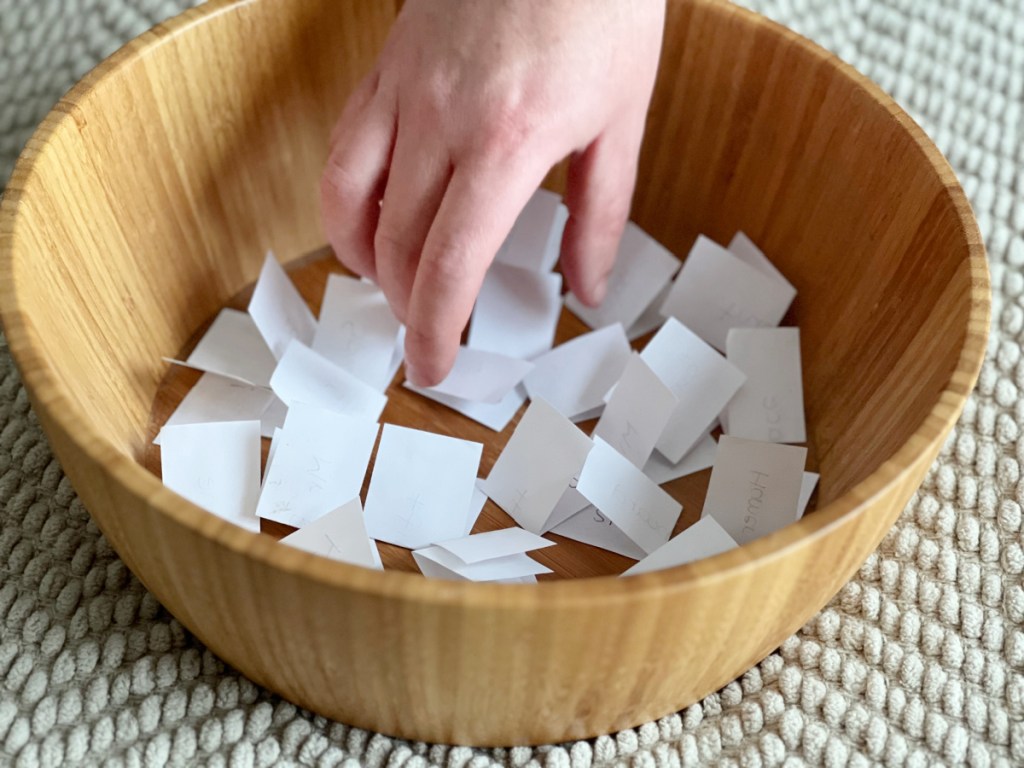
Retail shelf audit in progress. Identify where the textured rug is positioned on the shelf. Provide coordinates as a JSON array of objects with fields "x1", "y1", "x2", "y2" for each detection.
[{"x1": 1, "y1": 0, "x2": 1023, "y2": 765}]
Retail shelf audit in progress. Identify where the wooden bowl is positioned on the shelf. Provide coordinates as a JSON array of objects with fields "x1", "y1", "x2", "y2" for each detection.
[{"x1": 0, "y1": 0, "x2": 988, "y2": 746}]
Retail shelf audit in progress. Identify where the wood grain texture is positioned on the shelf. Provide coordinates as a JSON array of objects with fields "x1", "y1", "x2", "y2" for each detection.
[{"x1": 0, "y1": 0, "x2": 989, "y2": 746}]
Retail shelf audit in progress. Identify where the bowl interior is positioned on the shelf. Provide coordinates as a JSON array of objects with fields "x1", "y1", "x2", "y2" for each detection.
[{"x1": 3, "y1": 0, "x2": 976, "y2": 572}]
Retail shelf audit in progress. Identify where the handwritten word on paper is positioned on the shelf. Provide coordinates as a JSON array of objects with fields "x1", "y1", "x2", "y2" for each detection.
[
  {"x1": 641, "y1": 318, "x2": 745, "y2": 463},
  {"x1": 279, "y1": 498, "x2": 382, "y2": 569},
  {"x1": 702, "y1": 436, "x2": 807, "y2": 545},
  {"x1": 726, "y1": 327, "x2": 806, "y2": 443},
  {"x1": 576, "y1": 438, "x2": 682, "y2": 554},
  {"x1": 312, "y1": 274, "x2": 402, "y2": 391},
  {"x1": 364, "y1": 425, "x2": 483, "y2": 549},
  {"x1": 482, "y1": 398, "x2": 593, "y2": 534},
  {"x1": 549, "y1": 506, "x2": 647, "y2": 560},
  {"x1": 159, "y1": 420, "x2": 262, "y2": 532},
  {"x1": 660, "y1": 235, "x2": 796, "y2": 351},
  {"x1": 566, "y1": 222, "x2": 680, "y2": 332},
  {"x1": 248, "y1": 252, "x2": 317, "y2": 359},
  {"x1": 593, "y1": 353, "x2": 678, "y2": 468},
  {"x1": 257, "y1": 403, "x2": 378, "y2": 528}
]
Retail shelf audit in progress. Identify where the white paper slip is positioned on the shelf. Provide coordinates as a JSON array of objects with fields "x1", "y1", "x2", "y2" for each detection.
[
  {"x1": 260, "y1": 396, "x2": 288, "y2": 439},
  {"x1": 435, "y1": 527, "x2": 554, "y2": 564},
  {"x1": 256, "y1": 403, "x2": 379, "y2": 528},
  {"x1": 728, "y1": 231, "x2": 793, "y2": 290},
  {"x1": 641, "y1": 318, "x2": 745, "y2": 463},
  {"x1": 495, "y1": 188, "x2": 568, "y2": 273},
  {"x1": 247, "y1": 252, "x2": 317, "y2": 360},
  {"x1": 576, "y1": 438, "x2": 682, "y2": 554},
  {"x1": 643, "y1": 432, "x2": 718, "y2": 485},
  {"x1": 364, "y1": 425, "x2": 483, "y2": 549},
  {"x1": 413, "y1": 546, "x2": 552, "y2": 581},
  {"x1": 565, "y1": 223, "x2": 680, "y2": 332},
  {"x1": 797, "y1": 472, "x2": 819, "y2": 520},
  {"x1": 549, "y1": 506, "x2": 646, "y2": 560},
  {"x1": 464, "y1": 484, "x2": 488, "y2": 536},
  {"x1": 160, "y1": 420, "x2": 262, "y2": 532},
  {"x1": 263, "y1": 427, "x2": 284, "y2": 482},
  {"x1": 659, "y1": 235, "x2": 796, "y2": 351},
  {"x1": 312, "y1": 274, "x2": 403, "y2": 391},
  {"x1": 621, "y1": 517, "x2": 738, "y2": 576},
  {"x1": 270, "y1": 340, "x2": 387, "y2": 422},
  {"x1": 171, "y1": 308, "x2": 278, "y2": 388},
  {"x1": 702, "y1": 436, "x2": 807, "y2": 545},
  {"x1": 468, "y1": 263, "x2": 562, "y2": 360},
  {"x1": 279, "y1": 499, "x2": 382, "y2": 569},
  {"x1": 154, "y1": 374, "x2": 276, "y2": 446},
  {"x1": 725, "y1": 328, "x2": 806, "y2": 444},
  {"x1": 482, "y1": 398, "x2": 593, "y2": 534},
  {"x1": 422, "y1": 346, "x2": 533, "y2": 404},
  {"x1": 626, "y1": 284, "x2": 671, "y2": 341},
  {"x1": 542, "y1": 487, "x2": 590, "y2": 534},
  {"x1": 404, "y1": 382, "x2": 526, "y2": 433},
  {"x1": 593, "y1": 353, "x2": 678, "y2": 468},
  {"x1": 524, "y1": 324, "x2": 632, "y2": 420}
]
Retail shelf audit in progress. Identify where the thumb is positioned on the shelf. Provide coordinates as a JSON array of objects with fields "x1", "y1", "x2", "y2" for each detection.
[{"x1": 560, "y1": 121, "x2": 643, "y2": 307}]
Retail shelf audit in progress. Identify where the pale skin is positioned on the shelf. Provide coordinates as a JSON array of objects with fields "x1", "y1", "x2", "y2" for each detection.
[{"x1": 320, "y1": 0, "x2": 665, "y2": 386}]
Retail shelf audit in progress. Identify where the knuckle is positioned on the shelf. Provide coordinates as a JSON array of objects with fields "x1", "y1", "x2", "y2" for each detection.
[{"x1": 374, "y1": 227, "x2": 417, "y2": 261}]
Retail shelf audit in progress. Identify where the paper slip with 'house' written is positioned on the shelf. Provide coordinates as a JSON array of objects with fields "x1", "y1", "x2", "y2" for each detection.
[
  {"x1": 621, "y1": 517, "x2": 737, "y2": 576},
  {"x1": 422, "y1": 346, "x2": 533, "y2": 404},
  {"x1": 524, "y1": 324, "x2": 632, "y2": 421},
  {"x1": 482, "y1": 398, "x2": 593, "y2": 534},
  {"x1": 159, "y1": 420, "x2": 262, "y2": 533},
  {"x1": 565, "y1": 222, "x2": 680, "y2": 332},
  {"x1": 248, "y1": 252, "x2": 317, "y2": 360},
  {"x1": 576, "y1": 438, "x2": 682, "y2": 554},
  {"x1": 271, "y1": 339, "x2": 387, "y2": 421},
  {"x1": 593, "y1": 353, "x2": 678, "y2": 468},
  {"x1": 154, "y1": 373, "x2": 276, "y2": 445},
  {"x1": 257, "y1": 402, "x2": 378, "y2": 528},
  {"x1": 279, "y1": 498, "x2": 382, "y2": 569},
  {"x1": 495, "y1": 188, "x2": 568, "y2": 274},
  {"x1": 364, "y1": 425, "x2": 483, "y2": 549},
  {"x1": 703, "y1": 436, "x2": 807, "y2": 545},
  {"x1": 311, "y1": 274, "x2": 402, "y2": 391},
  {"x1": 660, "y1": 236, "x2": 796, "y2": 351},
  {"x1": 468, "y1": 263, "x2": 562, "y2": 361},
  {"x1": 726, "y1": 327, "x2": 806, "y2": 443},
  {"x1": 165, "y1": 308, "x2": 277, "y2": 388},
  {"x1": 641, "y1": 318, "x2": 745, "y2": 463}
]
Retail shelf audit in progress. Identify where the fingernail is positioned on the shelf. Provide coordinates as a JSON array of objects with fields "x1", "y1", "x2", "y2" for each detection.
[{"x1": 406, "y1": 363, "x2": 427, "y2": 388}]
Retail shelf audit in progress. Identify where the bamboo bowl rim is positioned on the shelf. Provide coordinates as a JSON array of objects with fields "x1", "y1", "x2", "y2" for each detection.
[{"x1": 0, "y1": 0, "x2": 990, "y2": 609}]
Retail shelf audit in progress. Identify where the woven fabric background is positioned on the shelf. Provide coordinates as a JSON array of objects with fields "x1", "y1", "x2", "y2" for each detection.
[{"x1": 1, "y1": 0, "x2": 1023, "y2": 765}]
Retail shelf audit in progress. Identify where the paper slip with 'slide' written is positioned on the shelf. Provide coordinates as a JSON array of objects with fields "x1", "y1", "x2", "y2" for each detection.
[
  {"x1": 726, "y1": 327, "x2": 806, "y2": 444},
  {"x1": 702, "y1": 436, "x2": 807, "y2": 545},
  {"x1": 364, "y1": 425, "x2": 483, "y2": 549}
]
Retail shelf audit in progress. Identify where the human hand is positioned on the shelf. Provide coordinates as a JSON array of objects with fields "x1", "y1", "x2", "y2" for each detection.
[{"x1": 320, "y1": 0, "x2": 665, "y2": 386}]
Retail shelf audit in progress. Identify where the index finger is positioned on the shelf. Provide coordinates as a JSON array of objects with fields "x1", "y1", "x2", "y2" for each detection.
[{"x1": 403, "y1": 159, "x2": 548, "y2": 386}]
